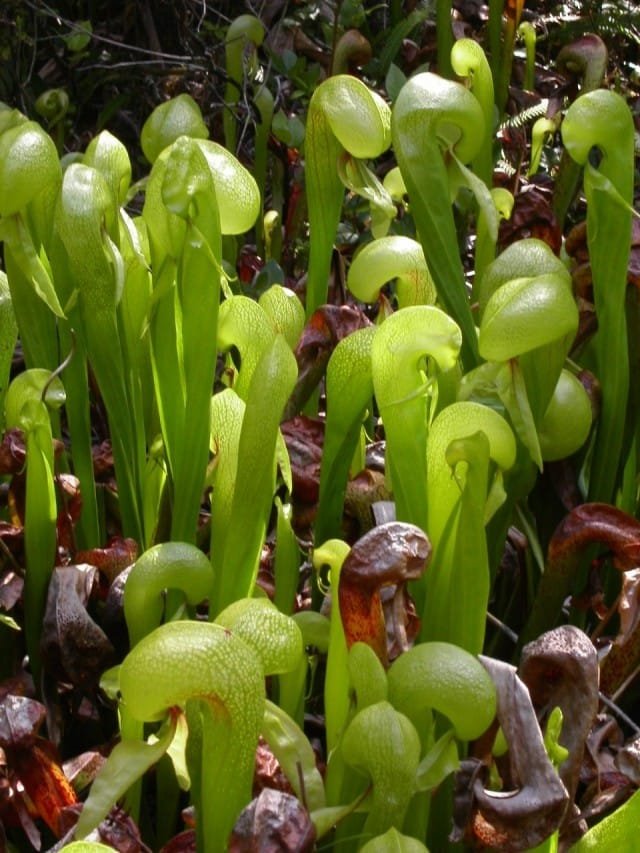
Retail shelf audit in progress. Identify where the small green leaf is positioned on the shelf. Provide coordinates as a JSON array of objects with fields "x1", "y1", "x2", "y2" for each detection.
[
  {"x1": 262, "y1": 700, "x2": 326, "y2": 811},
  {"x1": 292, "y1": 611, "x2": 331, "y2": 653},
  {"x1": 164, "y1": 710, "x2": 191, "y2": 790},
  {"x1": 543, "y1": 706, "x2": 569, "y2": 770},
  {"x1": 360, "y1": 827, "x2": 429, "y2": 852},
  {"x1": 214, "y1": 598, "x2": 303, "y2": 676},
  {"x1": 312, "y1": 797, "x2": 366, "y2": 840},
  {"x1": 495, "y1": 361, "x2": 542, "y2": 470},
  {"x1": 74, "y1": 714, "x2": 178, "y2": 839},
  {"x1": 272, "y1": 109, "x2": 305, "y2": 148},
  {"x1": 141, "y1": 94, "x2": 208, "y2": 164},
  {"x1": 385, "y1": 63, "x2": 407, "y2": 103},
  {"x1": 64, "y1": 20, "x2": 93, "y2": 53},
  {"x1": 449, "y1": 153, "x2": 498, "y2": 243},
  {"x1": 415, "y1": 730, "x2": 459, "y2": 791}
]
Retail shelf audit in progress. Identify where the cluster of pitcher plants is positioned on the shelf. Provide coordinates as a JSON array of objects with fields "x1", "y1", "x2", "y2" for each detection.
[{"x1": 1, "y1": 5, "x2": 640, "y2": 852}]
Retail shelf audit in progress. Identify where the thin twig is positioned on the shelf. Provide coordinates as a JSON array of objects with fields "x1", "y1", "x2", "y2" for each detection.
[{"x1": 598, "y1": 690, "x2": 640, "y2": 735}]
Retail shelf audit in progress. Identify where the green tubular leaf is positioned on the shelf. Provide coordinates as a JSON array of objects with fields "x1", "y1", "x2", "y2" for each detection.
[
  {"x1": 152, "y1": 135, "x2": 226, "y2": 543},
  {"x1": 143, "y1": 149, "x2": 186, "y2": 262},
  {"x1": 120, "y1": 620, "x2": 264, "y2": 850},
  {"x1": 124, "y1": 542, "x2": 214, "y2": 647},
  {"x1": 0, "y1": 272, "x2": 17, "y2": 431},
  {"x1": 0, "y1": 216, "x2": 66, "y2": 318},
  {"x1": 224, "y1": 15, "x2": 265, "y2": 153},
  {"x1": 538, "y1": 369, "x2": 592, "y2": 461},
  {"x1": 305, "y1": 75, "x2": 392, "y2": 318},
  {"x1": 263, "y1": 209, "x2": 282, "y2": 262},
  {"x1": 35, "y1": 87, "x2": 69, "y2": 125},
  {"x1": 518, "y1": 21, "x2": 537, "y2": 91},
  {"x1": 436, "y1": 0, "x2": 455, "y2": 78},
  {"x1": 341, "y1": 700, "x2": 421, "y2": 838},
  {"x1": 254, "y1": 83, "x2": 275, "y2": 255},
  {"x1": 312, "y1": 539, "x2": 351, "y2": 755},
  {"x1": 143, "y1": 233, "x2": 183, "y2": 483},
  {"x1": 427, "y1": 402, "x2": 517, "y2": 510},
  {"x1": 214, "y1": 598, "x2": 303, "y2": 676},
  {"x1": 387, "y1": 642, "x2": 497, "y2": 741},
  {"x1": 347, "y1": 236, "x2": 436, "y2": 307},
  {"x1": 273, "y1": 497, "x2": 300, "y2": 615},
  {"x1": 450, "y1": 38, "x2": 495, "y2": 187},
  {"x1": 423, "y1": 402, "x2": 515, "y2": 650},
  {"x1": 161, "y1": 136, "x2": 212, "y2": 219},
  {"x1": 209, "y1": 388, "x2": 244, "y2": 600},
  {"x1": 552, "y1": 37, "x2": 607, "y2": 227},
  {"x1": 2, "y1": 243, "x2": 60, "y2": 372},
  {"x1": 292, "y1": 610, "x2": 330, "y2": 653},
  {"x1": 195, "y1": 140, "x2": 260, "y2": 235},
  {"x1": 4, "y1": 370, "x2": 61, "y2": 687},
  {"x1": 478, "y1": 242, "x2": 578, "y2": 434},
  {"x1": 445, "y1": 433, "x2": 496, "y2": 648},
  {"x1": 529, "y1": 117, "x2": 558, "y2": 177},
  {"x1": 0, "y1": 121, "x2": 60, "y2": 217},
  {"x1": 57, "y1": 162, "x2": 145, "y2": 543},
  {"x1": 320, "y1": 78, "x2": 391, "y2": 158},
  {"x1": 119, "y1": 539, "x2": 205, "y2": 818},
  {"x1": 477, "y1": 237, "x2": 571, "y2": 318},
  {"x1": 273, "y1": 502, "x2": 306, "y2": 720},
  {"x1": 118, "y1": 214, "x2": 153, "y2": 404},
  {"x1": 360, "y1": 827, "x2": 428, "y2": 853},
  {"x1": 562, "y1": 89, "x2": 634, "y2": 503},
  {"x1": 4, "y1": 368, "x2": 65, "y2": 427},
  {"x1": 212, "y1": 335, "x2": 298, "y2": 613},
  {"x1": 348, "y1": 642, "x2": 389, "y2": 711},
  {"x1": 83, "y1": 130, "x2": 131, "y2": 206},
  {"x1": 56, "y1": 164, "x2": 120, "y2": 312},
  {"x1": 217, "y1": 295, "x2": 276, "y2": 399},
  {"x1": 391, "y1": 72, "x2": 484, "y2": 368},
  {"x1": 393, "y1": 69, "x2": 483, "y2": 176},
  {"x1": 371, "y1": 305, "x2": 462, "y2": 532},
  {"x1": 259, "y1": 285, "x2": 305, "y2": 350},
  {"x1": 315, "y1": 325, "x2": 376, "y2": 544},
  {"x1": 24, "y1": 414, "x2": 58, "y2": 689},
  {"x1": 478, "y1": 273, "x2": 578, "y2": 362},
  {"x1": 0, "y1": 104, "x2": 28, "y2": 134},
  {"x1": 141, "y1": 94, "x2": 209, "y2": 164},
  {"x1": 474, "y1": 187, "x2": 514, "y2": 286}
]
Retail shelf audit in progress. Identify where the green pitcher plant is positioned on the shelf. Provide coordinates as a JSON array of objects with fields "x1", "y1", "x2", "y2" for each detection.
[
  {"x1": 143, "y1": 125, "x2": 260, "y2": 544},
  {"x1": 561, "y1": 88, "x2": 635, "y2": 504},
  {"x1": 391, "y1": 71, "x2": 495, "y2": 368},
  {"x1": 75, "y1": 599, "x2": 303, "y2": 853},
  {"x1": 4, "y1": 369, "x2": 64, "y2": 688},
  {"x1": 1, "y1": 29, "x2": 639, "y2": 853},
  {"x1": 305, "y1": 74, "x2": 392, "y2": 318}
]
